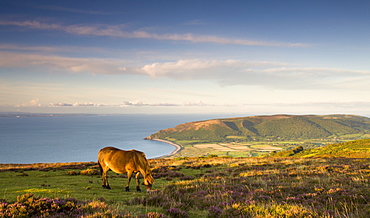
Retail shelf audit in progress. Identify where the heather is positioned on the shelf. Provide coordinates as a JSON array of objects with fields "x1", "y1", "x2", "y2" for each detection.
[
  {"x1": 132, "y1": 157, "x2": 370, "y2": 217},
  {"x1": 1, "y1": 157, "x2": 370, "y2": 217},
  {"x1": 0, "y1": 193, "x2": 120, "y2": 217}
]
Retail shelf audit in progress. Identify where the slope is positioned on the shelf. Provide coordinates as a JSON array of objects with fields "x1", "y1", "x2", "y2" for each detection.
[
  {"x1": 147, "y1": 114, "x2": 370, "y2": 142},
  {"x1": 291, "y1": 138, "x2": 370, "y2": 158}
]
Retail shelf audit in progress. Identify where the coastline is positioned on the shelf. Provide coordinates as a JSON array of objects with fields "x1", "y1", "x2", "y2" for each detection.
[{"x1": 146, "y1": 138, "x2": 183, "y2": 158}]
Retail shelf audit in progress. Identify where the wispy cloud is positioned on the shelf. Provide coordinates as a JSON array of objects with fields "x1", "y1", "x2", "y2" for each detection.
[
  {"x1": 17, "y1": 99, "x2": 370, "y2": 116},
  {"x1": 0, "y1": 43, "x2": 107, "y2": 54},
  {"x1": 0, "y1": 51, "x2": 137, "y2": 75},
  {"x1": 0, "y1": 20, "x2": 309, "y2": 47},
  {"x1": 35, "y1": 5, "x2": 114, "y2": 15},
  {"x1": 1, "y1": 49, "x2": 369, "y2": 90},
  {"x1": 48, "y1": 100, "x2": 209, "y2": 108},
  {"x1": 184, "y1": 19, "x2": 207, "y2": 26},
  {"x1": 140, "y1": 59, "x2": 370, "y2": 89}
]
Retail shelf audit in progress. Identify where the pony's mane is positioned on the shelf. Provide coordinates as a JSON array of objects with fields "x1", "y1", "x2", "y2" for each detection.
[{"x1": 129, "y1": 149, "x2": 147, "y2": 158}]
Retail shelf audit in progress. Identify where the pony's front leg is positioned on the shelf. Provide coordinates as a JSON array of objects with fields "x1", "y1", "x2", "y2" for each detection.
[
  {"x1": 125, "y1": 171, "x2": 133, "y2": 192},
  {"x1": 135, "y1": 172, "x2": 142, "y2": 192}
]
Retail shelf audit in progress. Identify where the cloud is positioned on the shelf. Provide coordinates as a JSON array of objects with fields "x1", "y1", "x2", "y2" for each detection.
[
  {"x1": 140, "y1": 59, "x2": 370, "y2": 90},
  {"x1": 35, "y1": 5, "x2": 114, "y2": 15},
  {"x1": 15, "y1": 98, "x2": 43, "y2": 107},
  {"x1": 183, "y1": 101, "x2": 207, "y2": 106},
  {"x1": 0, "y1": 51, "x2": 138, "y2": 75},
  {"x1": 48, "y1": 101, "x2": 209, "y2": 107},
  {"x1": 141, "y1": 59, "x2": 280, "y2": 78},
  {"x1": 25, "y1": 100, "x2": 370, "y2": 116},
  {"x1": 49, "y1": 103, "x2": 73, "y2": 107},
  {"x1": 0, "y1": 43, "x2": 107, "y2": 54},
  {"x1": 0, "y1": 20, "x2": 309, "y2": 47},
  {"x1": 184, "y1": 19, "x2": 207, "y2": 26},
  {"x1": 122, "y1": 101, "x2": 179, "y2": 107},
  {"x1": 1, "y1": 49, "x2": 369, "y2": 90},
  {"x1": 49, "y1": 102, "x2": 110, "y2": 107}
]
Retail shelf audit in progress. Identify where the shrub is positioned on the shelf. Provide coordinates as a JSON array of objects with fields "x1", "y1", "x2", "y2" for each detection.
[
  {"x1": 166, "y1": 207, "x2": 188, "y2": 218},
  {"x1": 179, "y1": 176, "x2": 194, "y2": 181},
  {"x1": 80, "y1": 169, "x2": 100, "y2": 176},
  {"x1": 208, "y1": 206, "x2": 223, "y2": 218},
  {"x1": 67, "y1": 170, "x2": 78, "y2": 175},
  {"x1": 144, "y1": 212, "x2": 166, "y2": 218}
]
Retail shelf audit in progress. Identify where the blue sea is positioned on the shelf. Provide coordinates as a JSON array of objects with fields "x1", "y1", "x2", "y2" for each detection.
[{"x1": 0, "y1": 114, "x2": 243, "y2": 164}]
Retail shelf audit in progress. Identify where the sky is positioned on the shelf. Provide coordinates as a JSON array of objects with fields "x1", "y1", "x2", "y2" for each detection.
[{"x1": 1, "y1": 0, "x2": 370, "y2": 115}]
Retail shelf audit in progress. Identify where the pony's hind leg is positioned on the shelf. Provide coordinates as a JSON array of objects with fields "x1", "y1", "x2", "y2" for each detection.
[
  {"x1": 126, "y1": 171, "x2": 133, "y2": 192},
  {"x1": 102, "y1": 171, "x2": 111, "y2": 189},
  {"x1": 135, "y1": 172, "x2": 142, "y2": 192}
]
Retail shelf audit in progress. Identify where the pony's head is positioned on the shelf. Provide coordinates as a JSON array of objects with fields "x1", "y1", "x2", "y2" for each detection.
[
  {"x1": 135, "y1": 150, "x2": 154, "y2": 191},
  {"x1": 143, "y1": 172, "x2": 154, "y2": 191}
]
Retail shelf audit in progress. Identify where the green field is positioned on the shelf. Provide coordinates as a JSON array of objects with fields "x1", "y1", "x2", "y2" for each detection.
[
  {"x1": 1, "y1": 157, "x2": 370, "y2": 217},
  {"x1": 166, "y1": 138, "x2": 341, "y2": 158}
]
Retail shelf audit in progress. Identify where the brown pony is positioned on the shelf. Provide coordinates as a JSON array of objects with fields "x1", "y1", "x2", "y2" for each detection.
[{"x1": 98, "y1": 147, "x2": 154, "y2": 192}]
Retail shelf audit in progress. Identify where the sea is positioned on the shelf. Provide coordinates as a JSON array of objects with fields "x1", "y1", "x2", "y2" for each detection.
[{"x1": 0, "y1": 114, "x2": 244, "y2": 164}]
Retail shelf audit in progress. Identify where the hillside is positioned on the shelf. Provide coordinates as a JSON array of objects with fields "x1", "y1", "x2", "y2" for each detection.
[
  {"x1": 273, "y1": 138, "x2": 370, "y2": 158},
  {"x1": 146, "y1": 114, "x2": 370, "y2": 157},
  {"x1": 147, "y1": 114, "x2": 370, "y2": 141}
]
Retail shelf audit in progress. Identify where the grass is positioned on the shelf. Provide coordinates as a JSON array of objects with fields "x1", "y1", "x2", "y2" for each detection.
[
  {"x1": 1, "y1": 157, "x2": 370, "y2": 217},
  {"x1": 169, "y1": 139, "x2": 299, "y2": 158},
  {"x1": 158, "y1": 130, "x2": 370, "y2": 159}
]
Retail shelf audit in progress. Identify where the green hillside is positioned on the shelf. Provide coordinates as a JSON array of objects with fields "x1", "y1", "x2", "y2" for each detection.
[
  {"x1": 285, "y1": 138, "x2": 370, "y2": 158},
  {"x1": 147, "y1": 114, "x2": 370, "y2": 142}
]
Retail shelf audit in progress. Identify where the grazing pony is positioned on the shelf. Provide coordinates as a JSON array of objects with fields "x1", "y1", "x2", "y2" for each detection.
[{"x1": 98, "y1": 147, "x2": 154, "y2": 192}]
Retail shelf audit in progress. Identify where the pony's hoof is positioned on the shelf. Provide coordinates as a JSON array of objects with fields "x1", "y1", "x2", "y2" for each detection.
[
  {"x1": 125, "y1": 187, "x2": 130, "y2": 192},
  {"x1": 102, "y1": 185, "x2": 111, "y2": 190}
]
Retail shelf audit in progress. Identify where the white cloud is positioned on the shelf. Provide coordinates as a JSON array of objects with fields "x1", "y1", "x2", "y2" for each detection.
[
  {"x1": 49, "y1": 102, "x2": 111, "y2": 107},
  {"x1": 49, "y1": 103, "x2": 73, "y2": 107},
  {"x1": 48, "y1": 100, "x2": 209, "y2": 107},
  {"x1": 183, "y1": 101, "x2": 207, "y2": 106},
  {"x1": 140, "y1": 59, "x2": 280, "y2": 79},
  {"x1": 15, "y1": 98, "x2": 43, "y2": 107},
  {"x1": 140, "y1": 59, "x2": 370, "y2": 90},
  {"x1": 0, "y1": 20, "x2": 309, "y2": 47}
]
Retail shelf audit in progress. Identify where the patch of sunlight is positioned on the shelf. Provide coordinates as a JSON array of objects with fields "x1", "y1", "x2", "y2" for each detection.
[{"x1": 17, "y1": 188, "x2": 69, "y2": 193}]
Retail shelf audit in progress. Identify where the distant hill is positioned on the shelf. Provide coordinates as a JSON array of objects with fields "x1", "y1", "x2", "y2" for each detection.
[
  {"x1": 146, "y1": 114, "x2": 370, "y2": 142},
  {"x1": 271, "y1": 138, "x2": 370, "y2": 158}
]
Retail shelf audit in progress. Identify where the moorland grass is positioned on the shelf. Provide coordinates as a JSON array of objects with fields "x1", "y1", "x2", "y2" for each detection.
[{"x1": 1, "y1": 157, "x2": 369, "y2": 217}]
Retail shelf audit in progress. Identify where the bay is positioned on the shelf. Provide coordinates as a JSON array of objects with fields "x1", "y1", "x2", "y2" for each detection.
[{"x1": 0, "y1": 114, "x2": 241, "y2": 163}]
